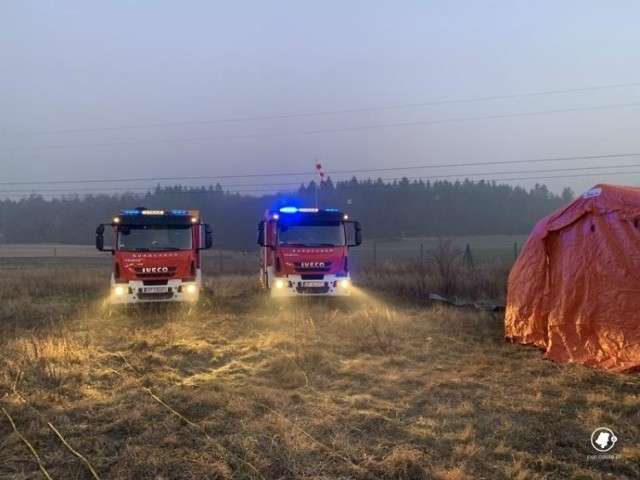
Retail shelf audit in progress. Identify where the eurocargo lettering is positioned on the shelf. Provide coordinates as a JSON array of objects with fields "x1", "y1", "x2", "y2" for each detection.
[
  {"x1": 95, "y1": 207, "x2": 212, "y2": 304},
  {"x1": 257, "y1": 207, "x2": 362, "y2": 297}
]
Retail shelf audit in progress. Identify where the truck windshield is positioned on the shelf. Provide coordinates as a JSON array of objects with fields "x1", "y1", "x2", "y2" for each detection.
[
  {"x1": 278, "y1": 222, "x2": 346, "y2": 247},
  {"x1": 118, "y1": 225, "x2": 193, "y2": 251}
]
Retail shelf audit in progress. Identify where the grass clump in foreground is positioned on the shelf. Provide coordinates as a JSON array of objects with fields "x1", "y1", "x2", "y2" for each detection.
[{"x1": 0, "y1": 268, "x2": 638, "y2": 479}]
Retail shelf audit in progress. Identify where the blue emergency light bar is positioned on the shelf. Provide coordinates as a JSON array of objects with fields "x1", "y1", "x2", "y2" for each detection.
[
  {"x1": 274, "y1": 207, "x2": 347, "y2": 222},
  {"x1": 279, "y1": 206, "x2": 300, "y2": 213},
  {"x1": 278, "y1": 207, "x2": 344, "y2": 214}
]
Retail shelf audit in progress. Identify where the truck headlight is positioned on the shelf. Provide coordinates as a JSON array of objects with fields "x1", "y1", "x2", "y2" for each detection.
[
  {"x1": 275, "y1": 280, "x2": 285, "y2": 289},
  {"x1": 114, "y1": 286, "x2": 126, "y2": 296},
  {"x1": 339, "y1": 279, "x2": 350, "y2": 288},
  {"x1": 185, "y1": 284, "x2": 197, "y2": 294}
]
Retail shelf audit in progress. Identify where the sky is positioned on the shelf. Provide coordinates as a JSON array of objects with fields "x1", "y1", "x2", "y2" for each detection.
[{"x1": 2, "y1": 1, "x2": 640, "y2": 200}]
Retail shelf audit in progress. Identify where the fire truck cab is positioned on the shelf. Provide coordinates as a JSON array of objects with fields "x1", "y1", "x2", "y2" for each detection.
[
  {"x1": 257, "y1": 207, "x2": 362, "y2": 297},
  {"x1": 95, "y1": 208, "x2": 212, "y2": 304}
]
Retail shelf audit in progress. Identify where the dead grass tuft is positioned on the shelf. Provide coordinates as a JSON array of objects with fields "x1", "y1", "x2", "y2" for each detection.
[
  {"x1": 374, "y1": 446, "x2": 429, "y2": 480},
  {"x1": 429, "y1": 465, "x2": 469, "y2": 480}
]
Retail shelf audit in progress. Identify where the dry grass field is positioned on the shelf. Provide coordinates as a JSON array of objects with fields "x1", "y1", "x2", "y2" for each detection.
[{"x1": 1, "y1": 264, "x2": 639, "y2": 479}]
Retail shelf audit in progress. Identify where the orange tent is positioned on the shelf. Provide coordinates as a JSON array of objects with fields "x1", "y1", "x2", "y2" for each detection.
[{"x1": 505, "y1": 184, "x2": 640, "y2": 372}]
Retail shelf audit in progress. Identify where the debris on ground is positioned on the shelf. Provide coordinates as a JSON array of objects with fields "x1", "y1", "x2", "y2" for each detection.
[{"x1": 428, "y1": 293, "x2": 505, "y2": 312}]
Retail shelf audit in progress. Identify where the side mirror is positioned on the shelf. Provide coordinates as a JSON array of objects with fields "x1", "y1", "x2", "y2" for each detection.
[
  {"x1": 355, "y1": 222, "x2": 362, "y2": 246},
  {"x1": 257, "y1": 220, "x2": 266, "y2": 246},
  {"x1": 95, "y1": 224, "x2": 114, "y2": 252},
  {"x1": 95, "y1": 224, "x2": 105, "y2": 251},
  {"x1": 347, "y1": 221, "x2": 362, "y2": 247},
  {"x1": 203, "y1": 224, "x2": 213, "y2": 249}
]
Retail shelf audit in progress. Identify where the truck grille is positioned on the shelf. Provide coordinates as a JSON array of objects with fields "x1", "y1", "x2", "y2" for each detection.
[
  {"x1": 294, "y1": 262, "x2": 332, "y2": 273},
  {"x1": 295, "y1": 286, "x2": 331, "y2": 294},
  {"x1": 137, "y1": 292, "x2": 175, "y2": 301},
  {"x1": 133, "y1": 266, "x2": 177, "y2": 278},
  {"x1": 300, "y1": 274, "x2": 324, "y2": 280}
]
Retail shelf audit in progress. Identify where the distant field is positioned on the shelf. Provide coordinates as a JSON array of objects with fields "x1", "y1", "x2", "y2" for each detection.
[
  {"x1": 0, "y1": 244, "x2": 257, "y2": 274},
  {"x1": 0, "y1": 234, "x2": 529, "y2": 265},
  {"x1": 0, "y1": 244, "x2": 102, "y2": 258},
  {"x1": 0, "y1": 235, "x2": 527, "y2": 275}
]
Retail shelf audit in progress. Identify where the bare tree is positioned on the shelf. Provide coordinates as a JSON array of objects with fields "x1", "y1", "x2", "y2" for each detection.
[{"x1": 429, "y1": 238, "x2": 463, "y2": 296}]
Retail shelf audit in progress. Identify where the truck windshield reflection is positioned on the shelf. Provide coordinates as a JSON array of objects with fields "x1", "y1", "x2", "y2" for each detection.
[
  {"x1": 278, "y1": 223, "x2": 346, "y2": 247},
  {"x1": 118, "y1": 225, "x2": 193, "y2": 251}
]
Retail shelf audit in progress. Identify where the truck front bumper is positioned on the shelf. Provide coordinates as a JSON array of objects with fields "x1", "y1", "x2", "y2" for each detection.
[
  {"x1": 270, "y1": 275, "x2": 352, "y2": 297},
  {"x1": 109, "y1": 279, "x2": 201, "y2": 304}
]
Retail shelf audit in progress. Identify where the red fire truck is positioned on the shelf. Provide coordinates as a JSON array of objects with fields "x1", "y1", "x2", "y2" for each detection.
[
  {"x1": 257, "y1": 207, "x2": 362, "y2": 297},
  {"x1": 95, "y1": 208, "x2": 212, "y2": 304}
]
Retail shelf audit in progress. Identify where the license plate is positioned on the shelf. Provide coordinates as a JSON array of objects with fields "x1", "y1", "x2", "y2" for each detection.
[
  {"x1": 301, "y1": 281, "x2": 324, "y2": 287},
  {"x1": 142, "y1": 286, "x2": 168, "y2": 293}
]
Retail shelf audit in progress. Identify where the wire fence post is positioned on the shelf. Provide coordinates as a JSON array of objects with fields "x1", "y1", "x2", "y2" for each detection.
[
  {"x1": 463, "y1": 243, "x2": 474, "y2": 268},
  {"x1": 419, "y1": 243, "x2": 426, "y2": 295},
  {"x1": 373, "y1": 242, "x2": 377, "y2": 271}
]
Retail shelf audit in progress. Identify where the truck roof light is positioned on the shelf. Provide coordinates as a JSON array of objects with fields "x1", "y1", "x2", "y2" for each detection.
[
  {"x1": 298, "y1": 208, "x2": 319, "y2": 212},
  {"x1": 343, "y1": 214, "x2": 349, "y2": 220},
  {"x1": 120, "y1": 209, "x2": 192, "y2": 216},
  {"x1": 113, "y1": 217, "x2": 120, "y2": 223},
  {"x1": 279, "y1": 207, "x2": 298, "y2": 213},
  {"x1": 273, "y1": 214, "x2": 280, "y2": 220},
  {"x1": 325, "y1": 208, "x2": 340, "y2": 212},
  {"x1": 120, "y1": 209, "x2": 142, "y2": 215}
]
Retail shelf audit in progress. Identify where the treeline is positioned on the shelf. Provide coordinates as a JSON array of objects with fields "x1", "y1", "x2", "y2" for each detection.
[{"x1": 0, "y1": 178, "x2": 572, "y2": 251}]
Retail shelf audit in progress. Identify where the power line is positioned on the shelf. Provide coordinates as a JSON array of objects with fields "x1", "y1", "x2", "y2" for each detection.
[
  {"x1": 3, "y1": 102, "x2": 640, "y2": 153},
  {"x1": 483, "y1": 170, "x2": 640, "y2": 184},
  {"x1": 1, "y1": 152, "x2": 640, "y2": 187},
  {"x1": 3, "y1": 82, "x2": 639, "y2": 138},
  {"x1": 3, "y1": 164, "x2": 639, "y2": 198},
  {"x1": 327, "y1": 153, "x2": 640, "y2": 176},
  {"x1": 0, "y1": 161, "x2": 637, "y2": 193},
  {"x1": 1, "y1": 167, "x2": 635, "y2": 200}
]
